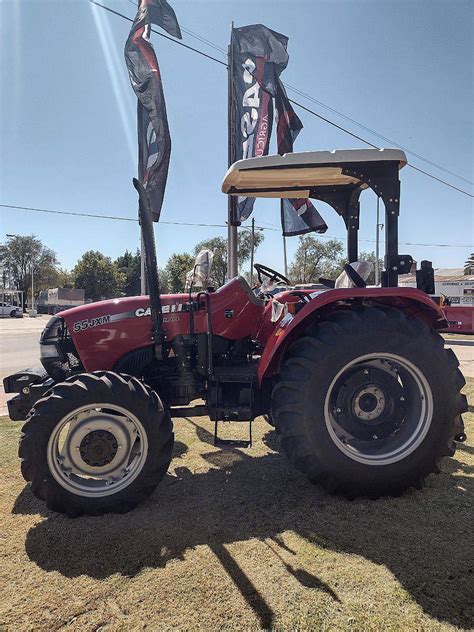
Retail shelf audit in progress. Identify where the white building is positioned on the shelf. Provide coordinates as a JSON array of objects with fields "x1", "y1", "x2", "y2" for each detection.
[{"x1": 399, "y1": 268, "x2": 474, "y2": 306}]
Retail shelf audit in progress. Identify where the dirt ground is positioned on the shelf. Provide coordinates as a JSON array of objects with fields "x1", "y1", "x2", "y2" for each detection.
[{"x1": 0, "y1": 383, "x2": 472, "y2": 631}]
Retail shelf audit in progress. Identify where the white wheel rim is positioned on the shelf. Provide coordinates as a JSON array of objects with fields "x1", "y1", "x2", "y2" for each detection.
[
  {"x1": 324, "y1": 353, "x2": 434, "y2": 466},
  {"x1": 47, "y1": 403, "x2": 149, "y2": 497}
]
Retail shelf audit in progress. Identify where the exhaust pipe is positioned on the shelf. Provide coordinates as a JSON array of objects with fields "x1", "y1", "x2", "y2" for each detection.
[{"x1": 133, "y1": 178, "x2": 165, "y2": 357}]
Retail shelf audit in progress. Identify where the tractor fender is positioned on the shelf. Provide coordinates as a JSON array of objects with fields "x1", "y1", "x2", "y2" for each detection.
[{"x1": 257, "y1": 287, "x2": 447, "y2": 384}]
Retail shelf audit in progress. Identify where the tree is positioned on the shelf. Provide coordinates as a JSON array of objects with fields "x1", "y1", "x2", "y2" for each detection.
[
  {"x1": 193, "y1": 230, "x2": 264, "y2": 288},
  {"x1": 115, "y1": 249, "x2": 141, "y2": 296},
  {"x1": 163, "y1": 253, "x2": 194, "y2": 293},
  {"x1": 72, "y1": 250, "x2": 124, "y2": 301},
  {"x1": 0, "y1": 234, "x2": 60, "y2": 302},
  {"x1": 158, "y1": 268, "x2": 169, "y2": 294},
  {"x1": 289, "y1": 236, "x2": 344, "y2": 284},
  {"x1": 56, "y1": 269, "x2": 75, "y2": 289},
  {"x1": 464, "y1": 253, "x2": 474, "y2": 275}
]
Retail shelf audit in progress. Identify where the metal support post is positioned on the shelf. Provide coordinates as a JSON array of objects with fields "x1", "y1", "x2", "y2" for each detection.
[
  {"x1": 375, "y1": 197, "x2": 381, "y2": 286},
  {"x1": 226, "y1": 23, "x2": 238, "y2": 280}
]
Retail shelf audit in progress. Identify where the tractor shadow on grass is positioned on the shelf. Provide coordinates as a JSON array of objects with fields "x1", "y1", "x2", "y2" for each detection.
[{"x1": 15, "y1": 422, "x2": 473, "y2": 629}]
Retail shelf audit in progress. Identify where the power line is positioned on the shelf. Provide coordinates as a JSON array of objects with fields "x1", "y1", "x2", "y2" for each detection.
[
  {"x1": 288, "y1": 99, "x2": 473, "y2": 198},
  {"x1": 283, "y1": 82, "x2": 473, "y2": 186},
  {"x1": 0, "y1": 203, "x2": 137, "y2": 223},
  {"x1": 2, "y1": 203, "x2": 473, "y2": 249},
  {"x1": 0, "y1": 203, "x2": 230, "y2": 229},
  {"x1": 98, "y1": 0, "x2": 473, "y2": 195}
]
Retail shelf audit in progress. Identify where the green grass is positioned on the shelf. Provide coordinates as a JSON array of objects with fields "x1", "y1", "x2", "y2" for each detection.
[{"x1": 0, "y1": 381, "x2": 472, "y2": 631}]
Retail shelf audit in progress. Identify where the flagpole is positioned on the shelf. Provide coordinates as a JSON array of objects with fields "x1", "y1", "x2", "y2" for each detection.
[
  {"x1": 141, "y1": 230, "x2": 146, "y2": 294},
  {"x1": 227, "y1": 22, "x2": 238, "y2": 280}
]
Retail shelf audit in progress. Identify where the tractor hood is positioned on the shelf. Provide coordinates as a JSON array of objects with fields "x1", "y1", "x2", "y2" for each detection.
[
  {"x1": 54, "y1": 278, "x2": 266, "y2": 373},
  {"x1": 57, "y1": 294, "x2": 186, "y2": 335}
]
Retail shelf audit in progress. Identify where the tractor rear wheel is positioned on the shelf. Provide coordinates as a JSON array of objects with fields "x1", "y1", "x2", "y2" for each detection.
[
  {"x1": 271, "y1": 306, "x2": 467, "y2": 498},
  {"x1": 19, "y1": 372, "x2": 173, "y2": 516}
]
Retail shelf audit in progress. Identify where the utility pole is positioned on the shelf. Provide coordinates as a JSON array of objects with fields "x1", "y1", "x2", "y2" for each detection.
[
  {"x1": 31, "y1": 257, "x2": 34, "y2": 312},
  {"x1": 250, "y1": 217, "x2": 255, "y2": 286},
  {"x1": 227, "y1": 23, "x2": 238, "y2": 280},
  {"x1": 282, "y1": 234, "x2": 288, "y2": 279}
]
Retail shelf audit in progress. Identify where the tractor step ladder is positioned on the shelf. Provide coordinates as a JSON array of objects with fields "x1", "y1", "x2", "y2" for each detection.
[
  {"x1": 213, "y1": 418, "x2": 252, "y2": 449},
  {"x1": 209, "y1": 364, "x2": 257, "y2": 449}
]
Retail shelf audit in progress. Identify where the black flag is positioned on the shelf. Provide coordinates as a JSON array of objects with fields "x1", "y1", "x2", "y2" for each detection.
[
  {"x1": 124, "y1": 0, "x2": 181, "y2": 222},
  {"x1": 275, "y1": 79, "x2": 328, "y2": 236},
  {"x1": 230, "y1": 25, "x2": 290, "y2": 222}
]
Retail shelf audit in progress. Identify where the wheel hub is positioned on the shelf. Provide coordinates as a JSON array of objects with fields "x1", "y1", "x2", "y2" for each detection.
[
  {"x1": 79, "y1": 430, "x2": 118, "y2": 467},
  {"x1": 47, "y1": 404, "x2": 149, "y2": 497},
  {"x1": 325, "y1": 354, "x2": 433, "y2": 465},
  {"x1": 353, "y1": 386, "x2": 386, "y2": 421},
  {"x1": 333, "y1": 365, "x2": 405, "y2": 440}
]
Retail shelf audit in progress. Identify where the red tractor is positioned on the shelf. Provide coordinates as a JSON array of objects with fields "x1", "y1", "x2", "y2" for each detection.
[{"x1": 4, "y1": 149, "x2": 467, "y2": 516}]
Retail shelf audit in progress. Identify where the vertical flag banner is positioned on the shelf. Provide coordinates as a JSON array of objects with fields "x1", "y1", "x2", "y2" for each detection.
[
  {"x1": 124, "y1": 0, "x2": 182, "y2": 222},
  {"x1": 230, "y1": 25, "x2": 290, "y2": 223},
  {"x1": 230, "y1": 24, "x2": 328, "y2": 234},
  {"x1": 275, "y1": 79, "x2": 328, "y2": 236}
]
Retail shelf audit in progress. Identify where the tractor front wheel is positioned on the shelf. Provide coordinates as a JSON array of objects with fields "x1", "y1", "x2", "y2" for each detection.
[
  {"x1": 271, "y1": 306, "x2": 467, "y2": 498},
  {"x1": 19, "y1": 372, "x2": 173, "y2": 516}
]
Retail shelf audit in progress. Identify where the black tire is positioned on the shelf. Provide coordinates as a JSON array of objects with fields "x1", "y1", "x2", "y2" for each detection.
[
  {"x1": 271, "y1": 306, "x2": 468, "y2": 498},
  {"x1": 19, "y1": 372, "x2": 173, "y2": 517},
  {"x1": 10, "y1": 310, "x2": 16, "y2": 317},
  {"x1": 263, "y1": 414, "x2": 275, "y2": 427}
]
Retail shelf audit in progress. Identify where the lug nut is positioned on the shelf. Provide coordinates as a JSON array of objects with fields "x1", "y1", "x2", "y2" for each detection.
[{"x1": 336, "y1": 408, "x2": 342, "y2": 414}]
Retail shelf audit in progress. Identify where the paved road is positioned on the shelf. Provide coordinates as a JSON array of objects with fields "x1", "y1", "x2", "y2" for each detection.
[
  {"x1": 0, "y1": 316, "x2": 48, "y2": 380},
  {"x1": 0, "y1": 331, "x2": 43, "y2": 379},
  {"x1": 0, "y1": 318, "x2": 472, "y2": 415}
]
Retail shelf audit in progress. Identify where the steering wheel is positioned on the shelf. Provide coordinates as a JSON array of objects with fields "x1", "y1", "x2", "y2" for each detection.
[{"x1": 254, "y1": 263, "x2": 290, "y2": 287}]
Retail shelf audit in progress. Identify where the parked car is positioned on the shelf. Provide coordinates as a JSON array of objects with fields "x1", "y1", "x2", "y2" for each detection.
[{"x1": 0, "y1": 302, "x2": 23, "y2": 318}]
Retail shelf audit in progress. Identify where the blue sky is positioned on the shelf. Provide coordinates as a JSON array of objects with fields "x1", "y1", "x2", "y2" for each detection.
[{"x1": 1, "y1": 0, "x2": 472, "y2": 275}]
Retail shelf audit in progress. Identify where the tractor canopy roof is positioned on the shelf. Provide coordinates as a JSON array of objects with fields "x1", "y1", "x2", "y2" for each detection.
[{"x1": 222, "y1": 148, "x2": 407, "y2": 199}]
